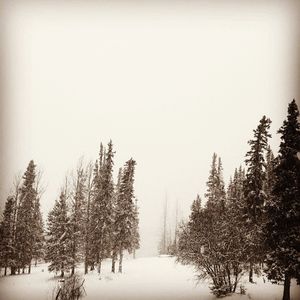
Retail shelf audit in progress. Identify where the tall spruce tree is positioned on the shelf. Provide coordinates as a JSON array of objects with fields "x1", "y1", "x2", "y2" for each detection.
[
  {"x1": 69, "y1": 162, "x2": 87, "y2": 275},
  {"x1": 83, "y1": 162, "x2": 94, "y2": 274},
  {"x1": 15, "y1": 160, "x2": 37, "y2": 274},
  {"x1": 46, "y1": 190, "x2": 72, "y2": 277},
  {"x1": 111, "y1": 167, "x2": 122, "y2": 273},
  {"x1": 89, "y1": 159, "x2": 100, "y2": 271},
  {"x1": 244, "y1": 116, "x2": 271, "y2": 282},
  {"x1": 90, "y1": 141, "x2": 115, "y2": 274},
  {"x1": 264, "y1": 100, "x2": 300, "y2": 300},
  {"x1": 114, "y1": 158, "x2": 136, "y2": 273}
]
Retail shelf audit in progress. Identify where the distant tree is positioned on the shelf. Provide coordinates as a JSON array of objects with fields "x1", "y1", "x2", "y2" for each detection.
[
  {"x1": 244, "y1": 116, "x2": 272, "y2": 282},
  {"x1": 264, "y1": 100, "x2": 300, "y2": 300},
  {"x1": 46, "y1": 190, "x2": 72, "y2": 277},
  {"x1": 158, "y1": 197, "x2": 168, "y2": 255},
  {"x1": 0, "y1": 196, "x2": 15, "y2": 275}
]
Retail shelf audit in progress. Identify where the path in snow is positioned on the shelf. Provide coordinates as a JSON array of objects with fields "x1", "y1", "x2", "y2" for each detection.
[{"x1": 0, "y1": 256, "x2": 300, "y2": 300}]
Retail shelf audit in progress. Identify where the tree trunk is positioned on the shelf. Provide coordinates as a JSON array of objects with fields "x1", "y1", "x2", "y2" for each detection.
[
  {"x1": 282, "y1": 273, "x2": 291, "y2": 300},
  {"x1": 90, "y1": 262, "x2": 95, "y2": 271},
  {"x1": 22, "y1": 267, "x2": 25, "y2": 274},
  {"x1": 111, "y1": 251, "x2": 117, "y2": 273},
  {"x1": 226, "y1": 266, "x2": 232, "y2": 292},
  {"x1": 118, "y1": 249, "x2": 123, "y2": 273},
  {"x1": 35, "y1": 258, "x2": 38, "y2": 267},
  {"x1": 71, "y1": 265, "x2": 75, "y2": 275},
  {"x1": 133, "y1": 249, "x2": 136, "y2": 259},
  {"x1": 61, "y1": 262, "x2": 64, "y2": 278},
  {"x1": 249, "y1": 262, "x2": 253, "y2": 283},
  {"x1": 233, "y1": 269, "x2": 238, "y2": 293},
  {"x1": 11, "y1": 266, "x2": 16, "y2": 275},
  {"x1": 4, "y1": 266, "x2": 7, "y2": 276},
  {"x1": 97, "y1": 260, "x2": 102, "y2": 274},
  {"x1": 28, "y1": 263, "x2": 31, "y2": 274},
  {"x1": 84, "y1": 260, "x2": 88, "y2": 274}
]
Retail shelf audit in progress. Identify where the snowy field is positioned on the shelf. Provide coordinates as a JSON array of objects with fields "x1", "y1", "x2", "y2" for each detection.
[{"x1": 0, "y1": 256, "x2": 299, "y2": 300}]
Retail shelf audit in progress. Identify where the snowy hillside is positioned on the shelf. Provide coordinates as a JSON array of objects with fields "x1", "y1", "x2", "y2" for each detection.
[{"x1": 0, "y1": 256, "x2": 299, "y2": 300}]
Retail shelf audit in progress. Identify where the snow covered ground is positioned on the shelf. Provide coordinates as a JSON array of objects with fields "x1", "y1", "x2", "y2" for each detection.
[{"x1": 0, "y1": 256, "x2": 299, "y2": 300}]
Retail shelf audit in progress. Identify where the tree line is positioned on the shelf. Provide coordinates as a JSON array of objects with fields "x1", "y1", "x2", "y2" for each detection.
[
  {"x1": 0, "y1": 140, "x2": 140, "y2": 277},
  {"x1": 176, "y1": 100, "x2": 300, "y2": 300}
]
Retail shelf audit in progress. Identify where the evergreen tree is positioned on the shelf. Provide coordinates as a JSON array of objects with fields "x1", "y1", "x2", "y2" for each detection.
[
  {"x1": 158, "y1": 197, "x2": 168, "y2": 255},
  {"x1": 114, "y1": 158, "x2": 136, "y2": 273},
  {"x1": 177, "y1": 156, "x2": 247, "y2": 297},
  {"x1": 90, "y1": 141, "x2": 115, "y2": 273},
  {"x1": 83, "y1": 162, "x2": 94, "y2": 274},
  {"x1": 88, "y1": 159, "x2": 100, "y2": 271},
  {"x1": 225, "y1": 167, "x2": 248, "y2": 291},
  {"x1": 0, "y1": 196, "x2": 15, "y2": 275},
  {"x1": 46, "y1": 190, "x2": 72, "y2": 277},
  {"x1": 111, "y1": 168, "x2": 122, "y2": 273},
  {"x1": 15, "y1": 160, "x2": 37, "y2": 274},
  {"x1": 69, "y1": 163, "x2": 86, "y2": 275},
  {"x1": 264, "y1": 99, "x2": 300, "y2": 300},
  {"x1": 205, "y1": 153, "x2": 218, "y2": 209},
  {"x1": 244, "y1": 116, "x2": 272, "y2": 282}
]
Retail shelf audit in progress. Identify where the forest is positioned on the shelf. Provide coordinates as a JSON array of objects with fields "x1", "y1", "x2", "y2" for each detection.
[
  {"x1": 0, "y1": 99, "x2": 300, "y2": 300},
  {"x1": 0, "y1": 141, "x2": 140, "y2": 279},
  {"x1": 160, "y1": 100, "x2": 300, "y2": 300}
]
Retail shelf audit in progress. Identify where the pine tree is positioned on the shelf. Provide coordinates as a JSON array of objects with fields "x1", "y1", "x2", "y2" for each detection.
[
  {"x1": 114, "y1": 158, "x2": 136, "y2": 273},
  {"x1": 111, "y1": 167, "x2": 122, "y2": 273},
  {"x1": 83, "y1": 162, "x2": 94, "y2": 274},
  {"x1": 158, "y1": 197, "x2": 168, "y2": 255},
  {"x1": 46, "y1": 190, "x2": 72, "y2": 277},
  {"x1": 205, "y1": 153, "x2": 218, "y2": 209},
  {"x1": 88, "y1": 159, "x2": 100, "y2": 271},
  {"x1": 0, "y1": 196, "x2": 15, "y2": 275},
  {"x1": 244, "y1": 116, "x2": 272, "y2": 282},
  {"x1": 69, "y1": 162, "x2": 86, "y2": 275},
  {"x1": 90, "y1": 141, "x2": 115, "y2": 273},
  {"x1": 225, "y1": 167, "x2": 248, "y2": 291},
  {"x1": 15, "y1": 160, "x2": 37, "y2": 274},
  {"x1": 177, "y1": 156, "x2": 247, "y2": 297},
  {"x1": 264, "y1": 99, "x2": 300, "y2": 300}
]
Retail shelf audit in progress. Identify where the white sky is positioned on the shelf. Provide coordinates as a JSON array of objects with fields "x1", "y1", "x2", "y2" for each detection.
[{"x1": 1, "y1": 0, "x2": 300, "y2": 256}]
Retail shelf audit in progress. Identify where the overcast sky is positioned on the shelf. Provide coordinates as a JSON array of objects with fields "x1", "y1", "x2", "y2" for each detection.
[{"x1": 1, "y1": 0, "x2": 300, "y2": 256}]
